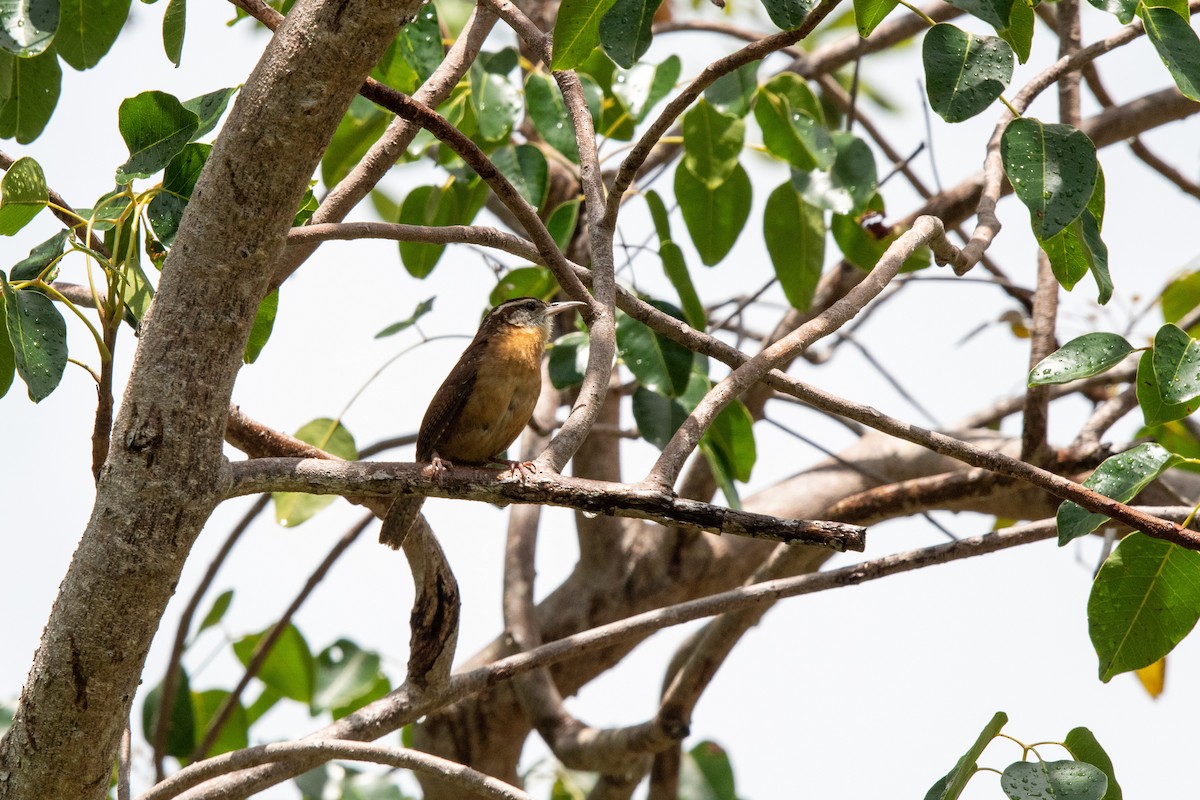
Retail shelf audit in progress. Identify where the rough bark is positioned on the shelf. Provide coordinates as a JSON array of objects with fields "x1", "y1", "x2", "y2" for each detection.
[{"x1": 0, "y1": 0, "x2": 420, "y2": 795}]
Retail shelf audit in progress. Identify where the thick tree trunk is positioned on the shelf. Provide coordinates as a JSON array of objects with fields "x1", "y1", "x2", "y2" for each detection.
[{"x1": 0, "y1": 2, "x2": 419, "y2": 796}]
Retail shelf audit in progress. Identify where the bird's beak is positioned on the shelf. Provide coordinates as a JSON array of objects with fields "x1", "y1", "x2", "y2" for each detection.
[{"x1": 545, "y1": 300, "x2": 588, "y2": 316}]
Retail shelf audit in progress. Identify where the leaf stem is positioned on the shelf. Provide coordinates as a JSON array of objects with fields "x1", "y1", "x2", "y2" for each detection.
[{"x1": 894, "y1": 0, "x2": 938, "y2": 26}]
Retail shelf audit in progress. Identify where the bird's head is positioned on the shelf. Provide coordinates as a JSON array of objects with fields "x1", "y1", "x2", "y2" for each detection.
[{"x1": 485, "y1": 297, "x2": 587, "y2": 338}]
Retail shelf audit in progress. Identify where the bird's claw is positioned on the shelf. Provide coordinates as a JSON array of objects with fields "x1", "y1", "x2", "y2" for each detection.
[
  {"x1": 500, "y1": 459, "x2": 538, "y2": 483},
  {"x1": 429, "y1": 453, "x2": 451, "y2": 481}
]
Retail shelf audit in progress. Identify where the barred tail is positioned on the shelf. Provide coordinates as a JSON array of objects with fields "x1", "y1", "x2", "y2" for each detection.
[{"x1": 380, "y1": 495, "x2": 424, "y2": 549}]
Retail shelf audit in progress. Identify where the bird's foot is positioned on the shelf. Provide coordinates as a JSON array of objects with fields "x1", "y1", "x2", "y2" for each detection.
[
  {"x1": 428, "y1": 453, "x2": 451, "y2": 481},
  {"x1": 499, "y1": 459, "x2": 538, "y2": 483}
]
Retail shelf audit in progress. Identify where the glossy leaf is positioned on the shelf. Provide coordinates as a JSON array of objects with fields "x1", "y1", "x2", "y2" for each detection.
[
  {"x1": 393, "y1": 2, "x2": 442, "y2": 87},
  {"x1": 183, "y1": 87, "x2": 236, "y2": 139},
  {"x1": 0, "y1": 48, "x2": 61, "y2": 143},
  {"x1": 704, "y1": 60, "x2": 759, "y2": 117},
  {"x1": 397, "y1": 184, "x2": 458, "y2": 278},
  {"x1": 197, "y1": 589, "x2": 233, "y2": 635},
  {"x1": 754, "y1": 73, "x2": 832, "y2": 170},
  {"x1": 1162, "y1": 271, "x2": 1200, "y2": 331},
  {"x1": 0, "y1": 287, "x2": 14, "y2": 397},
  {"x1": 0, "y1": 155, "x2": 47, "y2": 235},
  {"x1": 232, "y1": 623, "x2": 316, "y2": 703},
  {"x1": 611, "y1": 55, "x2": 679, "y2": 123},
  {"x1": 999, "y1": 0, "x2": 1034, "y2": 63},
  {"x1": 119, "y1": 255, "x2": 154, "y2": 328},
  {"x1": 191, "y1": 689, "x2": 248, "y2": 759},
  {"x1": 1001, "y1": 118, "x2": 1097, "y2": 240},
  {"x1": 1038, "y1": 168, "x2": 1108, "y2": 298},
  {"x1": 492, "y1": 143, "x2": 548, "y2": 209},
  {"x1": 791, "y1": 132, "x2": 877, "y2": 215},
  {"x1": 599, "y1": 0, "x2": 660, "y2": 68},
  {"x1": 552, "y1": 0, "x2": 619, "y2": 70},
  {"x1": 469, "y1": 48, "x2": 521, "y2": 143},
  {"x1": 376, "y1": 296, "x2": 434, "y2": 338},
  {"x1": 243, "y1": 289, "x2": 278, "y2": 364},
  {"x1": 273, "y1": 419, "x2": 358, "y2": 527},
  {"x1": 676, "y1": 161, "x2": 752, "y2": 266},
  {"x1": 56, "y1": 0, "x2": 131, "y2": 69},
  {"x1": 617, "y1": 303, "x2": 692, "y2": 397},
  {"x1": 1087, "y1": 0, "x2": 1137, "y2": 23},
  {"x1": 0, "y1": 0, "x2": 58, "y2": 56},
  {"x1": 682, "y1": 99, "x2": 745, "y2": 187},
  {"x1": 1000, "y1": 761, "x2": 1107, "y2": 800},
  {"x1": 491, "y1": 266, "x2": 558, "y2": 305},
  {"x1": 1153, "y1": 323, "x2": 1200, "y2": 405},
  {"x1": 526, "y1": 71, "x2": 579, "y2": 162},
  {"x1": 761, "y1": 0, "x2": 814, "y2": 29},
  {"x1": 855, "y1": 0, "x2": 899, "y2": 35},
  {"x1": 645, "y1": 191, "x2": 705, "y2": 330},
  {"x1": 1089, "y1": 532, "x2": 1200, "y2": 682},
  {"x1": 142, "y1": 668, "x2": 195, "y2": 759},
  {"x1": 313, "y1": 639, "x2": 384, "y2": 715},
  {"x1": 546, "y1": 199, "x2": 580, "y2": 250},
  {"x1": 115, "y1": 91, "x2": 200, "y2": 183},
  {"x1": 1056, "y1": 443, "x2": 1178, "y2": 544},
  {"x1": 632, "y1": 380, "x2": 696, "y2": 450},
  {"x1": 162, "y1": 0, "x2": 184, "y2": 66},
  {"x1": 322, "y1": 96, "x2": 391, "y2": 188},
  {"x1": 764, "y1": 182, "x2": 824, "y2": 311},
  {"x1": 707, "y1": 397, "x2": 756, "y2": 482},
  {"x1": 1141, "y1": 5, "x2": 1200, "y2": 101},
  {"x1": 1027, "y1": 332, "x2": 1134, "y2": 386},
  {"x1": 549, "y1": 330, "x2": 589, "y2": 389},
  {"x1": 923, "y1": 24, "x2": 1013, "y2": 123},
  {"x1": 10, "y1": 229, "x2": 65, "y2": 282},
  {"x1": 1063, "y1": 728, "x2": 1123, "y2": 800},
  {"x1": 148, "y1": 142, "x2": 209, "y2": 246},
  {"x1": 681, "y1": 741, "x2": 737, "y2": 800},
  {"x1": 943, "y1": 0, "x2": 1013, "y2": 27},
  {"x1": 1, "y1": 275, "x2": 66, "y2": 402},
  {"x1": 926, "y1": 712, "x2": 1008, "y2": 800}
]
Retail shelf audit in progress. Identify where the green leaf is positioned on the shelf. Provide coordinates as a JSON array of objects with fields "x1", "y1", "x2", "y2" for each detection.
[
  {"x1": 676, "y1": 161, "x2": 752, "y2": 266},
  {"x1": 0, "y1": 288, "x2": 15, "y2": 397},
  {"x1": 321, "y1": 95, "x2": 391, "y2": 188},
  {"x1": 142, "y1": 668, "x2": 195, "y2": 760},
  {"x1": 632, "y1": 384, "x2": 690, "y2": 449},
  {"x1": 1001, "y1": 118, "x2": 1097, "y2": 240},
  {"x1": 1037, "y1": 167, "x2": 1107, "y2": 297},
  {"x1": 681, "y1": 741, "x2": 737, "y2": 800},
  {"x1": 1056, "y1": 443, "x2": 1179, "y2": 545},
  {"x1": 682, "y1": 99, "x2": 745, "y2": 188},
  {"x1": 923, "y1": 24, "x2": 1014, "y2": 123},
  {"x1": 549, "y1": 330, "x2": 589, "y2": 389},
  {"x1": 162, "y1": 0, "x2": 184, "y2": 66},
  {"x1": 469, "y1": 48, "x2": 521, "y2": 143},
  {"x1": 115, "y1": 91, "x2": 200, "y2": 183},
  {"x1": 0, "y1": 155, "x2": 47, "y2": 234},
  {"x1": 1027, "y1": 332, "x2": 1134, "y2": 386},
  {"x1": 397, "y1": 184, "x2": 458, "y2": 279},
  {"x1": 273, "y1": 419, "x2": 357, "y2": 527},
  {"x1": 1090, "y1": 532, "x2": 1200, "y2": 682},
  {"x1": 378, "y1": 1, "x2": 442, "y2": 91},
  {"x1": 0, "y1": 0, "x2": 58, "y2": 56},
  {"x1": 243, "y1": 289, "x2": 278, "y2": 364},
  {"x1": 490, "y1": 266, "x2": 558, "y2": 305},
  {"x1": 10, "y1": 228, "x2": 66, "y2": 281},
  {"x1": 376, "y1": 296, "x2": 434, "y2": 338},
  {"x1": 1, "y1": 275, "x2": 66, "y2": 402},
  {"x1": 611, "y1": 55, "x2": 680, "y2": 123},
  {"x1": 312, "y1": 639, "x2": 384, "y2": 715},
  {"x1": 998, "y1": 0, "x2": 1034, "y2": 63},
  {"x1": 244, "y1": 687, "x2": 280, "y2": 726},
  {"x1": 492, "y1": 143, "x2": 548, "y2": 210},
  {"x1": 645, "y1": 191, "x2": 705, "y2": 330},
  {"x1": 707, "y1": 397, "x2": 756, "y2": 482},
  {"x1": 1086, "y1": 0, "x2": 1136, "y2": 23},
  {"x1": 1153, "y1": 323, "x2": 1200, "y2": 404},
  {"x1": 765, "y1": 182, "x2": 824, "y2": 311},
  {"x1": 56, "y1": 0, "x2": 131, "y2": 69},
  {"x1": 943, "y1": 0, "x2": 1013, "y2": 28},
  {"x1": 0, "y1": 47, "x2": 61, "y2": 143},
  {"x1": 599, "y1": 0, "x2": 660, "y2": 68},
  {"x1": 526, "y1": 71, "x2": 579, "y2": 162},
  {"x1": 704, "y1": 60, "x2": 759, "y2": 117},
  {"x1": 926, "y1": 712, "x2": 1008, "y2": 800},
  {"x1": 754, "y1": 73, "x2": 832, "y2": 170},
  {"x1": 147, "y1": 142, "x2": 209, "y2": 245},
  {"x1": 546, "y1": 199, "x2": 580, "y2": 250},
  {"x1": 761, "y1": 0, "x2": 815, "y2": 29},
  {"x1": 617, "y1": 303, "x2": 692, "y2": 397},
  {"x1": 1000, "y1": 761, "x2": 1107, "y2": 800},
  {"x1": 183, "y1": 87, "x2": 236, "y2": 139},
  {"x1": 191, "y1": 689, "x2": 248, "y2": 759},
  {"x1": 855, "y1": 0, "x2": 899, "y2": 35},
  {"x1": 1162, "y1": 271, "x2": 1200, "y2": 331},
  {"x1": 1141, "y1": 5, "x2": 1200, "y2": 101},
  {"x1": 197, "y1": 589, "x2": 233, "y2": 635},
  {"x1": 831, "y1": 198, "x2": 930, "y2": 273},
  {"x1": 552, "y1": 0, "x2": 619, "y2": 71},
  {"x1": 792, "y1": 131, "x2": 878, "y2": 215},
  {"x1": 232, "y1": 623, "x2": 316, "y2": 703},
  {"x1": 118, "y1": 253, "x2": 154, "y2": 328},
  {"x1": 1063, "y1": 728, "x2": 1123, "y2": 800}
]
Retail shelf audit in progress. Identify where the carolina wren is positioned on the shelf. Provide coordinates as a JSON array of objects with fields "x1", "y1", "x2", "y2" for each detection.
[{"x1": 380, "y1": 296, "x2": 587, "y2": 548}]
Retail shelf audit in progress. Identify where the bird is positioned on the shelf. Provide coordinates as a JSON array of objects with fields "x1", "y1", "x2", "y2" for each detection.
[{"x1": 380, "y1": 296, "x2": 588, "y2": 549}]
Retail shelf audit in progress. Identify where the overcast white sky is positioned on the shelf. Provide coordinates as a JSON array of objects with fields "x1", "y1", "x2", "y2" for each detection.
[{"x1": 3, "y1": 1, "x2": 1200, "y2": 798}]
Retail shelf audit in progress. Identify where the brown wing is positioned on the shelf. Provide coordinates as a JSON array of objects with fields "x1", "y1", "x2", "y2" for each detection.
[{"x1": 415, "y1": 334, "x2": 486, "y2": 461}]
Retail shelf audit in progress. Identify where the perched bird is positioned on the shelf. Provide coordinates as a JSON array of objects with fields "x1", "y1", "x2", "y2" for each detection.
[{"x1": 380, "y1": 296, "x2": 587, "y2": 548}]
